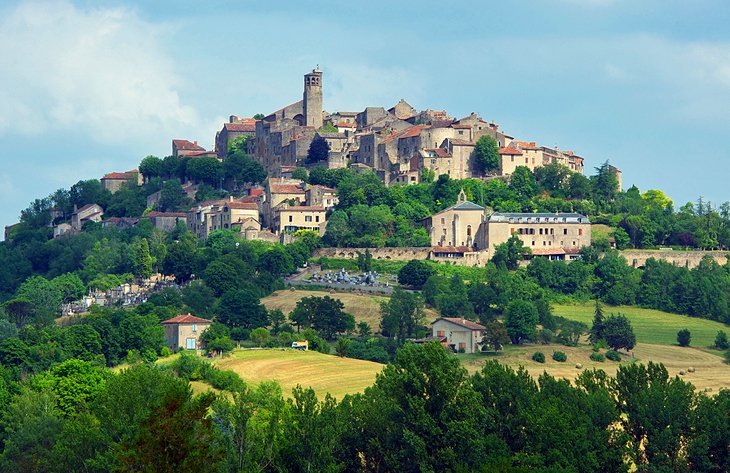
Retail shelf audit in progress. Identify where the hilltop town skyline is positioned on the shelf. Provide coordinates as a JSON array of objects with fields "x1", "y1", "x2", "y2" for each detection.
[{"x1": 2, "y1": 0, "x2": 730, "y2": 234}]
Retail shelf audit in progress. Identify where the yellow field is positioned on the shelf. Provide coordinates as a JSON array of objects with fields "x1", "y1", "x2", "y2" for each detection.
[
  {"x1": 262, "y1": 288, "x2": 439, "y2": 331},
  {"x1": 213, "y1": 348, "x2": 383, "y2": 399},
  {"x1": 459, "y1": 342, "x2": 730, "y2": 392}
]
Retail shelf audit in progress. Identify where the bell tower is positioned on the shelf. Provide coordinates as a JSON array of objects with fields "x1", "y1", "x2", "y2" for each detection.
[{"x1": 303, "y1": 67, "x2": 323, "y2": 129}]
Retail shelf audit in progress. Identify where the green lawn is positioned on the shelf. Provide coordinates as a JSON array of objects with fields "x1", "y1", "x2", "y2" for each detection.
[{"x1": 553, "y1": 302, "x2": 729, "y2": 347}]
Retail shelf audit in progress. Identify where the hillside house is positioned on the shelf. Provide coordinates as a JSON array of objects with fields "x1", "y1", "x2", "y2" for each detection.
[
  {"x1": 432, "y1": 317, "x2": 485, "y2": 353},
  {"x1": 161, "y1": 313, "x2": 212, "y2": 351},
  {"x1": 172, "y1": 139, "x2": 205, "y2": 158},
  {"x1": 71, "y1": 204, "x2": 104, "y2": 230},
  {"x1": 101, "y1": 171, "x2": 142, "y2": 193},
  {"x1": 143, "y1": 212, "x2": 187, "y2": 232}
]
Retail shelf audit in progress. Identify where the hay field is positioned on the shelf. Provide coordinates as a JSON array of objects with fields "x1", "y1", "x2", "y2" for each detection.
[
  {"x1": 459, "y1": 342, "x2": 729, "y2": 393},
  {"x1": 262, "y1": 288, "x2": 439, "y2": 331},
  {"x1": 554, "y1": 302, "x2": 729, "y2": 347},
  {"x1": 213, "y1": 349, "x2": 383, "y2": 399}
]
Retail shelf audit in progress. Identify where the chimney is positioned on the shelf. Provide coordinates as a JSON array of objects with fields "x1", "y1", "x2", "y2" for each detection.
[{"x1": 194, "y1": 141, "x2": 197, "y2": 146}]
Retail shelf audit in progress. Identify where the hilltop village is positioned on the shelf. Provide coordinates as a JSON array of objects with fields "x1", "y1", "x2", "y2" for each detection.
[{"x1": 31, "y1": 68, "x2": 619, "y2": 265}]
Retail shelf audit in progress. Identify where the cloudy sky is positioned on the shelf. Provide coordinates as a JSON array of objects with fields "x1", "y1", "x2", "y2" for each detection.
[{"x1": 1, "y1": 0, "x2": 729, "y2": 235}]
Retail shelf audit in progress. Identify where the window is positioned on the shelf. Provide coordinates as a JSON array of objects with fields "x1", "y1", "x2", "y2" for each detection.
[
  {"x1": 437, "y1": 330, "x2": 445, "y2": 337},
  {"x1": 305, "y1": 215, "x2": 312, "y2": 222},
  {"x1": 578, "y1": 228, "x2": 583, "y2": 236},
  {"x1": 192, "y1": 324, "x2": 197, "y2": 332},
  {"x1": 543, "y1": 241, "x2": 546, "y2": 246},
  {"x1": 539, "y1": 229, "x2": 543, "y2": 235},
  {"x1": 532, "y1": 241, "x2": 535, "y2": 246},
  {"x1": 186, "y1": 338, "x2": 196, "y2": 350},
  {"x1": 315, "y1": 216, "x2": 320, "y2": 222},
  {"x1": 563, "y1": 228, "x2": 568, "y2": 235},
  {"x1": 467, "y1": 225, "x2": 472, "y2": 236},
  {"x1": 288, "y1": 216, "x2": 293, "y2": 222},
  {"x1": 441, "y1": 217, "x2": 445, "y2": 224},
  {"x1": 459, "y1": 342, "x2": 466, "y2": 351}
]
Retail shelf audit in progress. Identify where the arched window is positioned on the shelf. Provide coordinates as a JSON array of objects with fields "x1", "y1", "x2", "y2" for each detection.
[{"x1": 467, "y1": 225, "x2": 472, "y2": 236}]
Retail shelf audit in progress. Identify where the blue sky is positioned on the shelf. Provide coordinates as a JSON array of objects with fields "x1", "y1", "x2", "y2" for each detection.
[{"x1": 2, "y1": 0, "x2": 730, "y2": 235}]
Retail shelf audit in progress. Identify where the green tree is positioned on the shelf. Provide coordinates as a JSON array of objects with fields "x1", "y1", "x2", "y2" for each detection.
[
  {"x1": 139, "y1": 155, "x2": 164, "y2": 180},
  {"x1": 714, "y1": 330, "x2": 729, "y2": 350},
  {"x1": 131, "y1": 238, "x2": 153, "y2": 279},
  {"x1": 16, "y1": 276, "x2": 62, "y2": 326},
  {"x1": 481, "y1": 320, "x2": 509, "y2": 352},
  {"x1": 504, "y1": 299, "x2": 538, "y2": 344},
  {"x1": 589, "y1": 300, "x2": 606, "y2": 344},
  {"x1": 602, "y1": 314, "x2": 636, "y2": 351},
  {"x1": 290, "y1": 296, "x2": 354, "y2": 339},
  {"x1": 474, "y1": 134, "x2": 500, "y2": 174},
  {"x1": 307, "y1": 135, "x2": 330, "y2": 163},
  {"x1": 380, "y1": 288, "x2": 425, "y2": 343},
  {"x1": 249, "y1": 327, "x2": 271, "y2": 347},
  {"x1": 187, "y1": 157, "x2": 223, "y2": 186},
  {"x1": 491, "y1": 233, "x2": 531, "y2": 270},
  {"x1": 216, "y1": 288, "x2": 268, "y2": 329},
  {"x1": 397, "y1": 259, "x2": 436, "y2": 288},
  {"x1": 291, "y1": 167, "x2": 309, "y2": 182},
  {"x1": 509, "y1": 165, "x2": 538, "y2": 200},
  {"x1": 157, "y1": 180, "x2": 188, "y2": 212},
  {"x1": 677, "y1": 328, "x2": 691, "y2": 347},
  {"x1": 32, "y1": 358, "x2": 107, "y2": 415}
]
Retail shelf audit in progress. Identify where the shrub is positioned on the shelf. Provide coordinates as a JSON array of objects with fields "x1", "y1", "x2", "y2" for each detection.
[
  {"x1": 593, "y1": 339, "x2": 608, "y2": 350},
  {"x1": 231, "y1": 327, "x2": 250, "y2": 341},
  {"x1": 160, "y1": 346, "x2": 173, "y2": 357},
  {"x1": 677, "y1": 329, "x2": 691, "y2": 347},
  {"x1": 714, "y1": 331, "x2": 729, "y2": 350},
  {"x1": 537, "y1": 328, "x2": 555, "y2": 345},
  {"x1": 605, "y1": 350, "x2": 621, "y2": 361},
  {"x1": 590, "y1": 352, "x2": 605, "y2": 362},
  {"x1": 552, "y1": 351, "x2": 567, "y2": 362},
  {"x1": 532, "y1": 352, "x2": 545, "y2": 363},
  {"x1": 725, "y1": 349, "x2": 730, "y2": 364}
]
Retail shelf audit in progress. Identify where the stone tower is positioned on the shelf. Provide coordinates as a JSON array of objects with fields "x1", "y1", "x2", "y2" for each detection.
[{"x1": 303, "y1": 67, "x2": 323, "y2": 129}]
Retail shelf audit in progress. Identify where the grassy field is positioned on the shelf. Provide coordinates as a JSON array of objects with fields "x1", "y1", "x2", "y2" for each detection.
[
  {"x1": 213, "y1": 349, "x2": 383, "y2": 399},
  {"x1": 262, "y1": 288, "x2": 439, "y2": 331},
  {"x1": 553, "y1": 302, "x2": 729, "y2": 347},
  {"x1": 458, "y1": 342, "x2": 730, "y2": 392}
]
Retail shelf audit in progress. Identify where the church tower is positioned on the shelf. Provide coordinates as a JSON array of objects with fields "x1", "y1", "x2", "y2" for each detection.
[{"x1": 303, "y1": 67, "x2": 323, "y2": 129}]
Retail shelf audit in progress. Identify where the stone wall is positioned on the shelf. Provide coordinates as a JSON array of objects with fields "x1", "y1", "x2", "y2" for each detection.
[
  {"x1": 312, "y1": 247, "x2": 490, "y2": 267},
  {"x1": 620, "y1": 250, "x2": 728, "y2": 269}
]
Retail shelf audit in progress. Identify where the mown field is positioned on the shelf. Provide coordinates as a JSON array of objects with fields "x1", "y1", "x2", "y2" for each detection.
[
  {"x1": 458, "y1": 342, "x2": 730, "y2": 393},
  {"x1": 212, "y1": 349, "x2": 383, "y2": 399},
  {"x1": 262, "y1": 288, "x2": 439, "y2": 331},
  {"x1": 553, "y1": 302, "x2": 730, "y2": 347}
]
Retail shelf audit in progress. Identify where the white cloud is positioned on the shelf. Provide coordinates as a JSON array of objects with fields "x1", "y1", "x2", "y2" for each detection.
[{"x1": 0, "y1": 1, "x2": 202, "y2": 145}]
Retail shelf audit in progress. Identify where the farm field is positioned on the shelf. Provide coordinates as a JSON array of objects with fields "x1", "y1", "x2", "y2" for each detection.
[
  {"x1": 213, "y1": 348, "x2": 383, "y2": 399},
  {"x1": 262, "y1": 288, "x2": 439, "y2": 330},
  {"x1": 458, "y1": 342, "x2": 730, "y2": 393},
  {"x1": 553, "y1": 302, "x2": 729, "y2": 347}
]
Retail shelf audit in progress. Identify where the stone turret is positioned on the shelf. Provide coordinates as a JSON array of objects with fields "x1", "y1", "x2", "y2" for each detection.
[{"x1": 303, "y1": 67, "x2": 323, "y2": 129}]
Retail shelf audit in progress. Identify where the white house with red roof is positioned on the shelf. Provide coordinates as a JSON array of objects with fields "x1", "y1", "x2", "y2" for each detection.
[
  {"x1": 161, "y1": 313, "x2": 213, "y2": 351},
  {"x1": 172, "y1": 139, "x2": 206, "y2": 158},
  {"x1": 431, "y1": 317, "x2": 485, "y2": 353}
]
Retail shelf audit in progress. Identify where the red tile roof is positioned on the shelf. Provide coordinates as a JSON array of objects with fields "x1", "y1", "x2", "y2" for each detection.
[
  {"x1": 240, "y1": 195, "x2": 260, "y2": 203},
  {"x1": 451, "y1": 124, "x2": 471, "y2": 129},
  {"x1": 161, "y1": 313, "x2": 212, "y2": 325},
  {"x1": 515, "y1": 141, "x2": 538, "y2": 150},
  {"x1": 224, "y1": 122, "x2": 257, "y2": 132},
  {"x1": 498, "y1": 146, "x2": 523, "y2": 155},
  {"x1": 249, "y1": 188, "x2": 264, "y2": 196},
  {"x1": 144, "y1": 212, "x2": 187, "y2": 218},
  {"x1": 425, "y1": 148, "x2": 450, "y2": 158},
  {"x1": 399, "y1": 125, "x2": 430, "y2": 139},
  {"x1": 451, "y1": 139, "x2": 474, "y2": 146},
  {"x1": 225, "y1": 202, "x2": 259, "y2": 210},
  {"x1": 185, "y1": 151, "x2": 216, "y2": 157},
  {"x1": 270, "y1": 184, "x2": 305, "y2": 194},
  {"x1": 436, "y1": 317, "x2": 486, "y2": 331},
  {"x1": 336, "y1": 121, "x2": 356, "y2": 127},
  {"x1": 173, "y1": 139, "x2": 205, "y2": 151},
  {"x1": 102, "y1": 172, "x2": 135, "y2": 180}
]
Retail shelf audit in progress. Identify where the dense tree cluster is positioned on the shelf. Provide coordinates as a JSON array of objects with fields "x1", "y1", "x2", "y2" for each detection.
[{"x1": 0, "y1": 342, "x2": 727, "y2": 472}]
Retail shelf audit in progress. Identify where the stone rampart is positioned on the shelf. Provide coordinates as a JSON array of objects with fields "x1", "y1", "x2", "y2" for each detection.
[
  {"x1": 312, "y1": 247, "x2": 490, "y2": 267},
  {"x1": 620, "y1": 250, "x2": 728, "y2": 269}
]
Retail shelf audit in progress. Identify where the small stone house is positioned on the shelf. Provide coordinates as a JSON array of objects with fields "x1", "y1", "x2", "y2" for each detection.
[
  {"x1": 161, "y1": 313, "x2": 213, "y2": 351},
  {"x1": 431, "y1": 317, "x2": 485, "y2": 353}
]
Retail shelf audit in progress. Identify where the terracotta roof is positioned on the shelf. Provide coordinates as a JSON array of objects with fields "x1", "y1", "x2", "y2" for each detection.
[
  {"x1": 278, "y1": 205, "x2": 325, "y2": 212},
  {"x1": 249, "y1": 188, "x2": 264, "y2": 196},
  {"x1": 335, "y1": 121, "x2": 356, "y2": 127},
  {"x1": 161, "y1": 313, "x2": 212, "y2": 325},
  {"x1": 185, "y1": 151, "x2": 216, "y2": 157},
  {"x1": 75, "y1": 203, "x2": 101, "y2": 214},
  {"x1": 425, "y1": 148, "x2": 450, "y2": 158},
  {"x1": 530, "y1": 248, "x2": 566, "y2": 256},
  {"x1": 515, "y1": 141, "x2": 538, "y2": 150},
  {"x1": 451, "y1": 124, "x2": 471, "y2": 129},
  {"x1": 270, "y1": 184, "x2": 305, "y2": 194},
  {"x1": 173, "y1": 139, "x2": 205, "y2": 151},
  {"x1": 498, "y1": 146, "x2": 523, "y2": 155},
  {"x1": 240, "y1": 195, "x2": 260, "y2": 203},
  {"x1": 307, "y1": 185, "x2": 337, "y2": 193},
  {"x1": 280, "y1": 166, "x2": 297, "y2": 172},
  {"x1": 224, "y1": 122, "x2": 257, "y2": 132},
  {"x1": 225, "y1": 202, "x2": 259, "y2": 210},
  {"x1": 431, "y1": 119, "x2": 455, "y2": 128},
  {"x1": 436, "y1": 317, "x2": 486, "y2": 331},
  {"x1": 399, "y1": 125, "x2": 430, "y2": 139},
  {"x1": 145, "y1": 212, "x2": 187, "y2": 218},
  {"x1": 102, "y1": 172, "x2": 135, "y2": 180}
]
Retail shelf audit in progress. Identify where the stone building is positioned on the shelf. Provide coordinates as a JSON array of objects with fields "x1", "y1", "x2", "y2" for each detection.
[
  {"x1": 422, "y1": 190, "x2": 487, "y2": 248},
  {"x1": 431, "y1": 317, "x2": 485, "y2": 353},
  {"x1": 172, "y1": 139, "x2": 205, "y2": 158},
  {"x1": 143, "y1": 212, "x2": 187, "y2": 232},
  {"x1": 215, "y1": 117, "x2": 257, "y2": 159},
  {"x1": 272, "y1": 204, "x2": 326, "y2": 234},
  {"x1": 499, "y1": 141, "x2": 585, "y2": 176},
  {"x1": 71, "y1": 204, "x2": 104, "y2": 230},
  {"x1": 262, "y1": 177, "x2": 306, "y2": 227},
  {"x1": 485, "y1": 212, "x2": 591, "y2": 260},
  {"x1": 161, "y1": 313, "x2": 212, "y2": 352},
  {"x1": 100, "y1": 171, "x2": 142, "y2": 194},
  {"x1": 305, "y1": 185, "x2": 338, "y2": 209}
]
